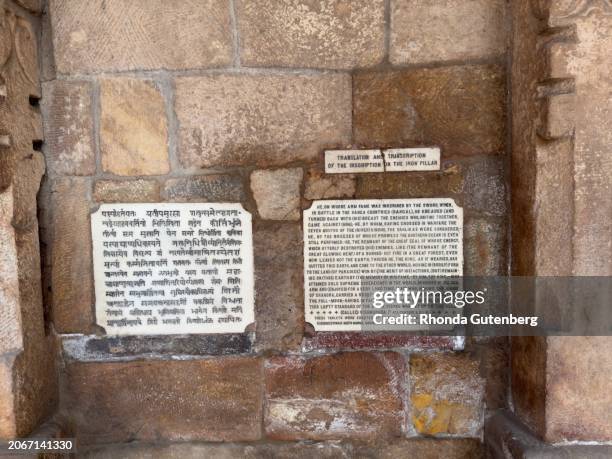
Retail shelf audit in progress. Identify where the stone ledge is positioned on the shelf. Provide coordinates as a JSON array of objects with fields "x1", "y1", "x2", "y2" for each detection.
[
  {"x1": 485, "y1": 410, "x2": 612, "y2": 459},
  {"x1": 61, "y1": 333, "x2": 254, "y2": 362},
  {"x1": 302, "y1": 332, "x2": 462, "y2": 352}
]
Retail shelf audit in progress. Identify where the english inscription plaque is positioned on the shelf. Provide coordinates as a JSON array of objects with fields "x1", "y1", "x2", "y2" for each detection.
[
  {"x1": 304, "y1": 198, "x2": 463, "y2": 331},
  {"x1": 325, "y1": 148, "x2": 440, "y2": 173},
  {"x1": 91, "y1": 203, "x2": 254, "y2": 335}
]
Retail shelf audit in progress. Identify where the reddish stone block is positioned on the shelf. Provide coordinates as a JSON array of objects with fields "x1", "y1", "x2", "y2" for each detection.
[{"x1": 265, "y1": 352, "x2": 405, "y2": 440}]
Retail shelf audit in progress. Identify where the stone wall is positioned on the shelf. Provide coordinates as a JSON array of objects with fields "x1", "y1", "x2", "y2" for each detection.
[
  {"x1": 0, "y1": 0, "x2": 57, "y2": 440},
  {"x1": 508, "y1": 0, "x2": 612, "y2": 444},
  {"x1": 38, "y1": 0, "x2": 510, "y2": 453}
]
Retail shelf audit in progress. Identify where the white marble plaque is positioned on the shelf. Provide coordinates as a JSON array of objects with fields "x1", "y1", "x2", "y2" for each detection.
[
  {"x1": 304, "y1": 198, "x2": 463, "y2": 331},
  {"x1": 384, "y1": 148, "x2": 440, "y2": 171},
  {"x1": 325, "y1": 148, "x2": 440, "y2": 173},
  {"x1": 91, "y1": 203, "x2": 254, "y2": 335}
]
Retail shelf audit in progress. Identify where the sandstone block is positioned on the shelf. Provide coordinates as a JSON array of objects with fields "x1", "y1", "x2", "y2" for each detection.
[
  {"x1": 0, "y1": 189, "x2": 22, "y2": 355},
  {"x1": 546, "y1": 337, "x2": 612, "y2": 442},
  {"x1": 41, "y1": 80, "x2": 95, "y2": 176},
  {"x1": 236, "y1": 0, "x2": 385, "y2": 69},
  {"x1": 304, "y1": 169, "x2": 355, "y2": 200},
  {"x1": 464, "y1": 157, "x2": 507, "y2": 216},
  {"x1": 63, "y1": 358, "x2": 263, "y2": 444},
  {"x1": 93, "y1": 180, "x2": 160, "y2": 203},
  {"x1": 410, "y1": 353, "x2": 485, "y2": 436},
  {"x1": 472, "y1": 337, "x2": 509, "y2": 410},
  {"x1": 541, "y1": 93, "x2": 576, "y2": 139},
  {"x1": 49, "y1": 177, "x2": 94, "y2": 333},
  {"x1": 49, "y1": 0, "x2": 233, "y2": 73},
  {"x1": 164, "y1": 175, "x2": 245, "y2": 202},
  {"x1": 82, "y1": 441, "x2": 351, "y2": 458},
  {"x1": 464, "y1": 217, "x2": 507, "y2": 276},
  {"x1": 391, "y1": 0, "x2": 507, "y2": 64},
  {"x1": 4, "y1": 152, "x2": 46, "y2": 231},
  {"x1": 254, "y1": 223, "x2": 303, "y2": 351},
  {"x1": 511, "y1": 336, "x2": 547, "y2": 435},
  {"x1": 356, "y1": 438, "x2": 484, "y2": 459},
  {"x1": 355, "y1": 162, "x2": 464, "y2": 200},
  {"x1": 0, "y1": 357, "x2": 16, "y2": 439},
  {"x1": 353, "y1": 64, "x2": 506, "y2": 156},
  {"x1": 265, "y1": 352, "x2": 405, "y2": 440},
  {"x1": 251, "y1": 169, "x2": 303, "y2": 220},
  {"x1": 176, "y1": 74, "x2": 351, "y2": 168},
  {"x1": 100, "y1": 78, "x2": 169, "y2": 176}
]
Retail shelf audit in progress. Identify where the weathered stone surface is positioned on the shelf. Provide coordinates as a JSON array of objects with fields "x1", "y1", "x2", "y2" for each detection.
[
  {"x1": 486, "y1": 410, "x2": 612, "y2": 459},
  {"x1": 0, "y1": 7, "x2": 59, "y2": 439},
  {"x1": 254, "y1": 223, "x2": 303, "y2": 351},
  {"x1": 471, "y1": 337, "x2": 509, "y2": 410},
  {"x1": 0, "y1": 357, "x2": 16, "y2": 439},
  {"x1": 14, "y1": 0, "x2": 42, "y2": 13},
  {"x1": 511, "y1": 336, "x2": 547, "y2": 435},
  {"x1": 176, "y1": 74, "x2": 351, "y2": 168},
  {"x1": 551, "y1": 13, "x2": 612, "y2": 278},
  {"x1": 164, "y1": 175, "x2": 244, "y2": 202},
  {"x1": 62, "y1": 334, "x2": 254, "y2": 362},
  {"x1": 303, "y1": 333, "x2": 458, "y2": 352},
  {"x1": 410, "y1": 353, "x2": 484, "y2": 436},
  {"x1": 4, "y1": 152, "x2": 46, "y2": 232},
  {"x1": 40, "y1": 8, "x2": 56, "y2": 82},
  {"x1": 304, "y1": 169, "x2": 355, "y2": 200},
  {"x1": 356, "y1": 438, "x2": 484, "y2": 459},
  {"x1": 0, "y1": 188, "x2": 22, "y2": 356},
  {"x1": 390, "y1": 0, "x2": 507, "y2": 65},
  {"x1": 236, "y1": 0, "x2": 385, "y2": 69},
  {"x1": 49, "y1": 177, "x2": 94, "y2": 333},
  {"x1": 464, "y1": 217, "x2": 506, "y2": 276},
  {"x1": 464, "y1": 157, "x2": 506, "y2": 216},
  {"x1": 546, "y1": 337, "x2": 612, "y2": 442},
  {"x1": 100, "y1": 78, "x2": 169, "y2": 176},
  {"x1": 93, "y1": 179, "x2": 160, "y2": 203},
  {"x1": 82, "y1": 441, "x2": 351, "y2": 459},
  {"x1": 509, "y1": 0, "x2": 550, "y2": 278},
  {"x1": 353, "y1": 64, "x2": 505, "y2": 156},
  {"x1": 265, "y1": 352, "x2": 405, "y2": 440},
  {"x1": 355, "y1": 161, "x2": 464, "y2": 200},
  {"x1": 251, "y1": 169, "x2": 303, "y2": 221},
  {"x1": 41, "y1": 80, "x2": 94, "y2": 176},
  {"x1": 11, "y1": 324, "x2": 58, "y2": 439},
  {"x1": 10, "y1": 222, "x2": 58, "y2": 439},
  {"x1": 509, "y1": 3, "x2": 612, "y2": 443},
  {"x1": 63, "y1": 358, "x2": 263, "y2": 444},
  {"x1": 49, "y1": 0, "x2": 233, "y2": 73}
]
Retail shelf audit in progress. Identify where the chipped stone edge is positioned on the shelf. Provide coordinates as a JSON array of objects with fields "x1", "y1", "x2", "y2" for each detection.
[{"x1": 60, "y1": 333, "x2": 256, "y2": 362}]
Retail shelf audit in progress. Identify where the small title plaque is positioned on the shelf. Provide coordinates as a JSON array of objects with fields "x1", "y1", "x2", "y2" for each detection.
[
  {"x1": 325, "y1": 148, "x2": 440, "y2": 173},
  {"x1": 91, "y1": 203, "x2": 254, "y2": 335},
  {"x1": 304, "y1": 198, "x2": 463, "y2": 331}
]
